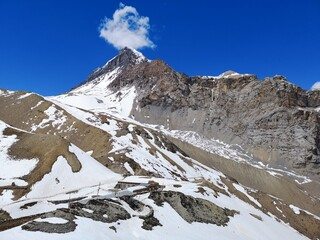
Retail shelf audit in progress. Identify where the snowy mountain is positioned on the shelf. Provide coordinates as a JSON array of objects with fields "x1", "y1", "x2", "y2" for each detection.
[{"x1": 0, "y1": 48, "x2": 319, "y2": 239}]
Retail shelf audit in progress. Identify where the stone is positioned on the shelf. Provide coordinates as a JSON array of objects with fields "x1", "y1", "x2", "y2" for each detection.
[{"x1": 149, "y1": 191, "x2": 236, "y2": 226}]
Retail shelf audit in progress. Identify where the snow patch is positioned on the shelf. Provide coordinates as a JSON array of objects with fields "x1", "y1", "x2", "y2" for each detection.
[
  {"x1": 0, "y1": 121, "x2": 38, "y2": 179},
  {"x1": 35, "y1": 217, "x2": 69, "y2": 224},
  {"x1": 233, "y1": 183, "x2": 262, "y2": 207},
  {"x1": 0, "y1": 89, "x2": 15, "y2": 96},
  {"x1": 71, "y1": 67, "x2": 121, "y2": 94},
  {"x1": 0, "y1": 179, "x2": 28, "y2": 187},
  {"x1": 27, "y1": 144, "x2": 121, "y2": 199},
  {"x1": 82, "y1": 208, "x2": 94, "y2": 214},
  {"x1": 52, "y1": 85, "x2": 136, "y2": 117},
  {"x1": 17, "y1": 92, "x2": 33, "y2": 100},
  {"x1": 31, "y1": 105, "x2": 67, "y2": 131},
  {"x1": 289, "y1": 204, "x2": 300, "y2": 214},
  {"x1": 30, "y1": 101, "x2": 44, "y2": 110},
  {"x1": 124, "y1": 162, "x2": 135, "y2": 175}
]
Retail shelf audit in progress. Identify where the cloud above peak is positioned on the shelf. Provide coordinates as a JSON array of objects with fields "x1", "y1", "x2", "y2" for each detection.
[
  {"x1": 99, "y1": 3, "x2": 155, "y2": 50},
  {"x1": 311, "y1": 81, "x2": 320, "y2": 90}
]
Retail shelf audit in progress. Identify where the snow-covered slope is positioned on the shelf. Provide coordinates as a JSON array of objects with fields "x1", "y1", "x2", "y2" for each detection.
[
  {"x1": 1, "y1": 177, "x2": 309, "y2": 240},
  {"x1": 0, "y1": 94, "x2": 314, "y2": 239},
  {"x1": 52, "y1": 47, "x2": 146, "y2": 117},
  {"x1": 0, "y1": 121, "x2": 122, "y2": 218},
  {"x1": 54, "y1": 84, "x2": 137, "y2": 117},
  {"x1": 26, "y1": 144, "x2": 121, "y2": 199},
  {"x1": 0, "y1": 117, "x2": 309, "y2": 239}
]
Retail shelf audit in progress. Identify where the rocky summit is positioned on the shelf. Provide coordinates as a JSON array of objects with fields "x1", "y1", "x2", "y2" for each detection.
[{"x1": 0, "y1": 47, "x2": 319, "y2": 240}]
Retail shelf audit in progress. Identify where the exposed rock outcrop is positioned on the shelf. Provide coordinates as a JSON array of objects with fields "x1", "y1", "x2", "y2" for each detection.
[
  {"x1": 22, "y1": 210, "x2": 76, "y2": 234},
  {"x1": 135, "y1": 74, "x2": 320, "y2": 180},
  {"x1": 149, "y1": 191, "x2": 237, "y2": 226},
  {"x1": 69, "y1": 199, "x2": 131, "y2": 223}
]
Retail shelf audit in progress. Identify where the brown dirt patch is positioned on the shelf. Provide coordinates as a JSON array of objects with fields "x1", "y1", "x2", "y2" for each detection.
[
  {"x1": 197, "y1": 179, "x2": 230, "y2": 197},
  {"x1": 0, "y1": 214, "x2": 43, "y2": 232},
  {"x1": 0, "y1": 92, "x2": 114, "y2": 171},
  {"x1": 0, "y1": 209, "x2": 11, "y2": 223},
  {"x1": 6, "y1": 128, "x2": 81, "y2": 200},
  {"x1": 251, "y1": 191, "x2": 320, "y2": 240}
]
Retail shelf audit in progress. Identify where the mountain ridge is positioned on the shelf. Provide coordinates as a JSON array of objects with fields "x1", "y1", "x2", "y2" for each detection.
[
  {"x1": 0, "y1": 49, "x2": 320, "y2": 239},
  {"x1": 69, "y1": 47, "x2": 320, "y2": 181}
]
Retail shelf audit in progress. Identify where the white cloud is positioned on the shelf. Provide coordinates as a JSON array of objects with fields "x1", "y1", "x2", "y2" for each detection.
[
  {"x1": 311, "y1": 81, "x2": 320, "y2": 90},
  {"x1": 99, "y1": 3, "x2": 155, "y2": 50}
]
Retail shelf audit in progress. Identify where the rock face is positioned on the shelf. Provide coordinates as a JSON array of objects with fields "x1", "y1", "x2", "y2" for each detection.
[
  {"x1": 22, "y1": 199, "x2": 132, "y2": 234},
  {"x1": 142, "y1": 75, "x2": 319, "y2": 178},
  {"x1": 79, "y1": 48, "x2": 320, "y2": 180},
  {"x1": 149, "y1": 191, "x2": 236, "y2": 226},
  {"x1": 69, "y1": 199, "x2": 131, "y2": 223},
  {"x1": 22, "y1": 210, "x2": 76, "y2": 234}
]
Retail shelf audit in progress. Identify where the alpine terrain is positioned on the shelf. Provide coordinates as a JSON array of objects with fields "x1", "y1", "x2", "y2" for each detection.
[{"x1": 0, "y1": 47, "x2": 319, "y2": 240}]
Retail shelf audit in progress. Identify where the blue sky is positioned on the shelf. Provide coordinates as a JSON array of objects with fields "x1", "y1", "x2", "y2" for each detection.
[{"x1": 1, "y1": 0, "x2": 320, "y2": 95}]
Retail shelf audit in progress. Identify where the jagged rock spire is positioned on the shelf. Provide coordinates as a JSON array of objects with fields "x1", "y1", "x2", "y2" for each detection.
[{"x1": 86, "y1": 47, "x2": 148, "y2": 83}]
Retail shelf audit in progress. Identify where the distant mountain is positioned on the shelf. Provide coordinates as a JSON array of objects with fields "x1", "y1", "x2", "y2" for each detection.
[{"x1": 0, "y1": 48, "x2": 319, "y2": 239}]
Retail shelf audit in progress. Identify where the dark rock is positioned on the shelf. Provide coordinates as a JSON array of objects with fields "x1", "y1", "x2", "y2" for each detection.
[
  {"x1": 20, "y1": 202, "x2": 37, "y2": 209},
  {"x1": 22, "y1": 210, "x2": 77, "y2": 234},
  {"x1": 149, "y1": 191, "x2": 236, "y2": 226},
  {"x1": 141, "y1": 216, "x2": 162, "y2": 230},
  {"x1": 69, "y1": 199, "x2": 131, "y2": 223},
  {"x1": 109, "y1": 226, "x2": 117, "y2": 232}
]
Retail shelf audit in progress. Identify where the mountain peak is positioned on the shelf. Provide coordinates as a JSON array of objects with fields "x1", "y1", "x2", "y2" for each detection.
[
  {"x1": 84, "y1": 47, "x2": 148, "y2": 83},
  {"x1": 120, "y1": 47, "x2": 147, "y2": 62},
  {"x1": 103, "y1": 47, "x2": 148, "y2": 69}
]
